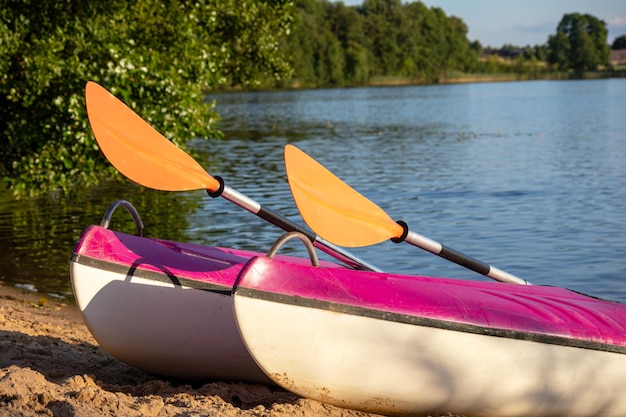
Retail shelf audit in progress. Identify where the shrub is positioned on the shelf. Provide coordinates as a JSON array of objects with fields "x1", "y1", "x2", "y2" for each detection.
[{"x1": 0, "y1": 0, "x2": 293, "y2": 196}]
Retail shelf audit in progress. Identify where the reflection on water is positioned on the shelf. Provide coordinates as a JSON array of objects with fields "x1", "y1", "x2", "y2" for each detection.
[
  {"x1": 0, "y1": 181, "x2": 203, "y2": 297},
  {"x1": 1, "y1": 79, "x2": 625, "y2": 301}
]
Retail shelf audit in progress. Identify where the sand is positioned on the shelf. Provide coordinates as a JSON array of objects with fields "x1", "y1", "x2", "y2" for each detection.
[{"x1": 0, "y1": 283, "x2": 463, "y2": 417}]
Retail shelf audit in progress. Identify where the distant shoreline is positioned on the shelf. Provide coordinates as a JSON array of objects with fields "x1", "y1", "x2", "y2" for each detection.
[
  {"x1": 214, "y1": 70, "x2": 626, "y2": 93},
  {"x1": 352, "y1": 70, "x2": 625, "y2": 87}
]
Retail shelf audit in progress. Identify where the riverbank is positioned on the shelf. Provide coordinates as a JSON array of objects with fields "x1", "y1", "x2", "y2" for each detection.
[
  {"x1": 0, "y1": 282, "x2": 462, "y2": 417},
  {"x1": 365, "y1": 69, "x2": 626, "y2": 87},
  {"x1": 222, "y1": 69, "x2": 625, "y2": 93}
]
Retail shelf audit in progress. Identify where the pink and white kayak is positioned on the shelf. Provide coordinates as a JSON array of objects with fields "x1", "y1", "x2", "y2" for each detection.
[
  {"x1": 69, "y1": 206, "x2": 339, "y2": 383},
  {"x1": 232, "y1": 254, "x2": 626, "y2": 417},
  {"x1": 70, "y1": 223, "x2": 271, "y2": 383},
  {"x1": 71, "y1": 202, "x2": 626, "y2": 416}
]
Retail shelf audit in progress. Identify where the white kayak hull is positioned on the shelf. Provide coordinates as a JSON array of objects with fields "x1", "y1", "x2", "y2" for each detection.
[
  {"x1": 235, "y1": 295, "x2": 626, "y2": 416},
  {"x1": 233, "y1": 256, "x2": 626, "y2": 417},
  {"x1": 71, "y1": 260, "x2": 270, "y2": 383}
]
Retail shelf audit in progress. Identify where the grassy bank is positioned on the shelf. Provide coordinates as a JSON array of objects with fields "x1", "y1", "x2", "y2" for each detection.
[
  {"x1": 275, "y1": 69, "x2": 626, "y2": 91},
  {"x1": 367, "y1": 69, "x2": 625, "y2": 87}
]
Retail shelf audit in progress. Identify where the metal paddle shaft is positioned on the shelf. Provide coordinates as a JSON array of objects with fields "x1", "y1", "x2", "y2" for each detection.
[
  {"x1": 84, "y1": 81, "x2": 379, "y2": 272},
  {"x1": 284, "y1": 144, "x2": 529, "y2": 285},
  {"x1": 214, "y1": 182, "x2": 380, "y2": 271},
  {"x1": 400, "y1": 227, "x2": 529, "y2": 285}
]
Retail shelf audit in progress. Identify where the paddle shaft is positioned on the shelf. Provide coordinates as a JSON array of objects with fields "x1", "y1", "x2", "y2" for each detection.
[
  {"x1": 403, "y1": 229, "x2": 529, "y2": 285},
  {"x1": 215, "y1": 182, "x2": 381, "y2": 272}
]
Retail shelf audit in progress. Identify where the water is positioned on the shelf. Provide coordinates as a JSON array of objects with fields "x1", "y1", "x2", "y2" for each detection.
[{"x1": 1, "y1": 79, "x2": 625, "y2": 301}]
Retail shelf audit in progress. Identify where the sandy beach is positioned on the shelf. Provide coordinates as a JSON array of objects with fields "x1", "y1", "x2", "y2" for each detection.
[{"x1": 0, "y1": 282, "x2": 462, "y2": 417}]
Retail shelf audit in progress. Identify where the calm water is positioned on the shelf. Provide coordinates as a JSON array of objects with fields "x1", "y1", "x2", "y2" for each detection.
[{"x1": 1, "y1": 79, "x2": 625, "y2": 301}]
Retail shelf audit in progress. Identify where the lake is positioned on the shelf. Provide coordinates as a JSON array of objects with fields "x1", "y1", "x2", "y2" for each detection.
[{"x1": 1, "y1": 79, "x2": 625, "y2": 302}]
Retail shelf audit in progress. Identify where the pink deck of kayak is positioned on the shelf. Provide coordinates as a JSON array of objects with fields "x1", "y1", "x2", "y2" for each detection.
[
  {"x1": 74, "y1": 225, "x2": 253, "y2": 288},
  {"x1": 74, "y1": 225, "x2": 626, "y2": 350},
  {"x1": 236, "y1": 256, "x2": 626, "y2": 349},
  {"x1": 73, "y1": 225, "x2": 340, "y2": 289}
]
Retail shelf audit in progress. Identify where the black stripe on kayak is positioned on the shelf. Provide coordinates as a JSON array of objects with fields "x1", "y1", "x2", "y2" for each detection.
[
  {"x1": 235, "y1": 287, "x2": 626, "y2": 355},
  {"x1": 71, "y1": 253, "x2": 231, "y2": 295}
]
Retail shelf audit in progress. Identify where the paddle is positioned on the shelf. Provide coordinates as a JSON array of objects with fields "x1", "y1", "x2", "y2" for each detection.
[
  {"x1": 284, "y1": 144, "x2": 529, "y2": 285},
  {"x1": 84, "y1": 81, "x2": 379, "y2": 272}
]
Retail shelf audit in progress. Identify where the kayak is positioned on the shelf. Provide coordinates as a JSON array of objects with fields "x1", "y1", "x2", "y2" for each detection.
[
  {"x1": 69, "y1": 201, "x2": 338, "y2": 383},
  {"x1": 70, "y1": 223, "x2": 271, "y2": 383},
  {"x1": 232, "y1": 255, "x2": 626, "y2": 417}
]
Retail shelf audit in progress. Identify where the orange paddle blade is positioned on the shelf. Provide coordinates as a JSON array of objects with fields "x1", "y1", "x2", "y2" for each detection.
[
  {"x1": 85, "y1": 81, "x2": 219, "y2": 192},
  {"x1": 284, "y1": 144, "x2": 404, "y2": 247}
]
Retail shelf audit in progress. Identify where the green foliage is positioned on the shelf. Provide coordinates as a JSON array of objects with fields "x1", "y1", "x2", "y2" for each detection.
[
  {"x1": 0, "y1": 0, "x2": 293, "y2": 197},
  {"x1": 612, "y1": 35, "x2": 626, "y2": 50},
  {"x1": 284, "y1": 0, "x2": 347, "y2": 86},
  {"x1": 284, "y1": 2, "x2": 618, "y2": 86},
  {"x1": 547, "y1": 13, "x2": 610, "y2": 71},
  {"x1": 331, "y1": 3, "x2": 371, "y2": 85},
  {"x1": 285, "y1": 0, "x2": 476, "y2": 87}
]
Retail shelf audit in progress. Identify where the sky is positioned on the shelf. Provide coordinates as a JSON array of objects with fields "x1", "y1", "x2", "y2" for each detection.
[{"x1": 341, "y1": 0, "x2": 626, "y2": 47}]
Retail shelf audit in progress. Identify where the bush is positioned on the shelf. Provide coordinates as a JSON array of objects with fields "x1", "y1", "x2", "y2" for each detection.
[{"x1": 0, "y1": 0, "x2": 293, "y2": 197}]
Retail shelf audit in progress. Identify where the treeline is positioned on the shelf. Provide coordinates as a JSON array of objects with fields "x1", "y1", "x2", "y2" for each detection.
[
  {"x1": 282, "y1": 0, "x2": 479, "y2": 87},
  {"x1": 280, "y1": 0, "x2": 617, "y2": 87}
]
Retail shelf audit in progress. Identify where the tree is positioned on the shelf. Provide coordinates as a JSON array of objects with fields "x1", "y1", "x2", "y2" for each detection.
[
  {"x1": 285, "y1": 0, "x2": 345, "y2": 86},
  {"x1": 331, "y1": 3, "x2": 370, "y2": 85},
  {"x1": 444, "y1": 15, "x2": 474, "y2": 73},
  {"x1": 612, "y1": 35, "x2": 626, "y2": 50},
  {"x1": 0, "y1": 0, "x2": 293, "y2": 197},
  {"x1": 398, "y1": 1, "x2": 428, "y2": 79},
  {"x1": 547, "y1": 13, "x2": 610, "y2": 71},
  {"x1": 419, "y1": 7, "x2": 454, "y2": 82},
  {"x1": 362, "y1": 0, "x2": 403, "y2": 76}
]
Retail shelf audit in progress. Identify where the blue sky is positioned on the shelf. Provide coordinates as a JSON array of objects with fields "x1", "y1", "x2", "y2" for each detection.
[{"x1": 341, "y1": 0, "x2": 626, "y2": 47}]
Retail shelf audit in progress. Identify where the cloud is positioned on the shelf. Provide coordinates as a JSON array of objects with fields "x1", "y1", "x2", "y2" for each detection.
[
  {"x1": 607, "y1": 17, "x2": 626, "y2": 28},
  {"x1": 512, "y1": 21, "x2": 557, "y2": 35},
  {"x1": 606, "y1": 17, "x2": 626, "y2": 41}
]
